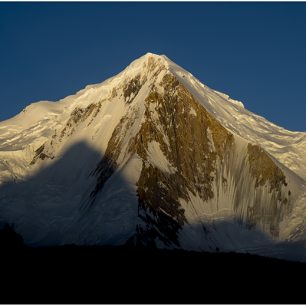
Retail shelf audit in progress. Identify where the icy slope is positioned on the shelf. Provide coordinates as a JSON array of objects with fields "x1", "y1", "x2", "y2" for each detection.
[{"x1": 165, "y1": 57, "x2": 306, "y2": 181}]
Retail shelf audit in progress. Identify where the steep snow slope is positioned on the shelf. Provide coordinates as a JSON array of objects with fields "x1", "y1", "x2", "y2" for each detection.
[
  {"x1": 0, "y1": 53, "x2": 305, "y2": 261},
  {"x1": 161, "y1": 55, "x2": 306, "y2": 181}
]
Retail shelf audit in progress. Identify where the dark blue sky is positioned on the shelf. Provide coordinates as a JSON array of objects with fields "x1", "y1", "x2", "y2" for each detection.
[{"x1": 0, "y1": 2, "x2": 306, "y2": 131}]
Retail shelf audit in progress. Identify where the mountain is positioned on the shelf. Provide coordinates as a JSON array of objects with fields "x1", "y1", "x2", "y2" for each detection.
[{"x1": 0, "y1": 52, "x2": 306, "y2": 261}]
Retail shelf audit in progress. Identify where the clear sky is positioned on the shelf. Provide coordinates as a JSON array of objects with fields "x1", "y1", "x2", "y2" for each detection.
[{"x1": 0, "y1": 2, "x2": 306, "y2": 131}]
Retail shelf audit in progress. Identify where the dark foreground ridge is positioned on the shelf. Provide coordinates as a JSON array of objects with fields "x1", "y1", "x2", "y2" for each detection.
[{"x1": 1, "y1": 240, "x2": 306, "y2": 303}]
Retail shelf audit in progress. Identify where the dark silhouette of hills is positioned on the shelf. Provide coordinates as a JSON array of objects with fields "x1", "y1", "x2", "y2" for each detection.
[
  {"x1": 1, "y1": 242, "x2": 306, "y2": 303},
  {"x1": 0, "y1": 223, "x2": 24, "y2": 249}
]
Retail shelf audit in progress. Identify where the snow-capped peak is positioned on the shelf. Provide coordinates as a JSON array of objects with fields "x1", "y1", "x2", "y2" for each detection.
[
  {"x1": 129, "y1": 52, "x2": 169, "y2": 65},
  {"x1": 1, "y1": 52, "x2": 306, "y2": 181},
  {"x1": 0, "y1": 52, "x2": 306, "y2": 262}
]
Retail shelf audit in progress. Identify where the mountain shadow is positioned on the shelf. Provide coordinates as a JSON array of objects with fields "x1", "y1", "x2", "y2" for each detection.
[
  {"x1": 0, "y1": 141, "x2": 106, "y2": 245},
  {"x1": 0, "y1": 139, "x2": 305, "y2": 258}
]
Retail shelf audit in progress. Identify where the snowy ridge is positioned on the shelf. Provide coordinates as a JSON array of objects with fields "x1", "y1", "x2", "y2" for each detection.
[{"x1": 162, "y1": 54, "x2": 306, "y2": 181}]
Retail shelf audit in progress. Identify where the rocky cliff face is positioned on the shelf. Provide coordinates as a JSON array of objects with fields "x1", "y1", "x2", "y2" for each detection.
[{"x1": 0, "y1": 53, "x2": 305, "y2": 260}]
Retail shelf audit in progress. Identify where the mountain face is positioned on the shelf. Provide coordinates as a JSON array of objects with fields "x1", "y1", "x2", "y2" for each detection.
[{"x1": 1, "y1": 53, "x2": 306, "y2": 260}]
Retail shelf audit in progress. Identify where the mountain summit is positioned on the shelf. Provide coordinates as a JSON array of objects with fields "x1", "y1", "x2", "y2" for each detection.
[{"x1": 0, "y1": 53, "x2": 306, "y2": 260}]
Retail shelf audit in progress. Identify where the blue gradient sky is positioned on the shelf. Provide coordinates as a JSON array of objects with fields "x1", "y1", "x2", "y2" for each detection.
[{"x1": 0, "y1": 2, "x2": 305, "y2": 131}]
